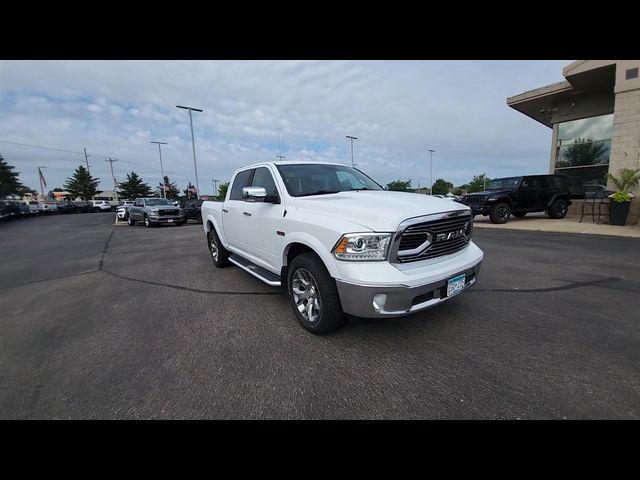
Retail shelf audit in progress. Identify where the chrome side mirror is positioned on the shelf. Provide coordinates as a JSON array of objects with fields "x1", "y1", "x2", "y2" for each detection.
[{"x1": 242, "y1": 186, "x2": 267, "y2": 201}]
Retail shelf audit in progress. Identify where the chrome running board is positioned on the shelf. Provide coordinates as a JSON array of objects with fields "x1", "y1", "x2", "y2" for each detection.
[{"x1": 229, "y1": 254, "x2": 281, "y2": 287}]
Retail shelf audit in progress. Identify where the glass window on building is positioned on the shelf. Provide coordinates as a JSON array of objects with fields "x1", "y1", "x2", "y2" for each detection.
[{"x1": 554, "y1": 113, "x2": 613, "y2": 197}]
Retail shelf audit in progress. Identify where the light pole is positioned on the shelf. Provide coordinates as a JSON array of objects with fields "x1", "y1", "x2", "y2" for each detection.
[
  {"x1": 151, "y1": 141, "x2": 168, "y2": 198},
  {"x1": 427, "y1": 149, "x2": 435, "y2": 195},
  {"x1": 38, "y1": 166, "x2": 47, "y2": 199},
  {"x1": 177, "y1": 105, "x2": 203, "y2": 198},
  {"x1": 276, "y1": 155, "x2": 286, "y2": 162},
  {"x1": 212, "y1": 178, "x2": 219, "y2": 198},
  {"x1": 346, "y1": 135, "x2": 358, "y2": 167}
]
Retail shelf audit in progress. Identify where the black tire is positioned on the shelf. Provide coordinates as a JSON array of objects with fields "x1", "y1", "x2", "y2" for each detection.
[
  {"x1": 513, "y1": 212, "x2": 527, "y2": 218},
  {"x1": 208, "y1": 227, "x2": 230, "y2": 267},
  {"x1": 287, "y1": 252, "x2": 345, "y2": 334},
  {"x1": 489, "y1": 202, "x2": 511, "y2": 224},
  {"x1": 94, "y1": 208, "x2": 101, "y2": 213},
  {"x1": 127, "y1": 215, "x2": 136, "y2": 226},
  {"x1": 548, "y1": 199, "x2": 569, "y2": 219},
  {"x1": 144, "y1": 215, "x2": 153, "y2": 228},
  {"x1": 197, "y1": 213, "x2": 203, "y2": 224},
  {"x1": 175, "y1": 221, "x2": 183, "y2": 226}
]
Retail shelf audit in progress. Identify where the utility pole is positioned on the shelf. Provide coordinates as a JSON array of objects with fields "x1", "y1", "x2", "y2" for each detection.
[
  {"x1": 212, "y1": 178, "x2": 219, "y2": 198},
  {"x1": 176, "y1": 105, "x2": 203, "y2": 198},
  {"x1": 346, "y1": 135, "x2": 358, "y2": 167},
  {"x1": 150, "y1": 141, "x2": 168, "y2": 198},
  {"x1": 105, "y1": 157, "x2": 118, "y2": 203},
  {"x1": 427, "y1": 149, "x2": 436, "y2": 195},
  {"x1": 276, "y1": 155, "x2": 286, "y2": 162},
  {"x1": 83, "y1": 147, "x2": 91, "y2": 175}
]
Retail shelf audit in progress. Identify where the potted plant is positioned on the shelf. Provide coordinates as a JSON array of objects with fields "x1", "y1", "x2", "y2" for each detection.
[{"x1": 607, "y1": 168, "x2": 640, "y2": 226}]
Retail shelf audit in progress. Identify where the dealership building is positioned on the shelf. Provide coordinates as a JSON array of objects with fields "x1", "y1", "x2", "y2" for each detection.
[{"x1": 507, "y1": 60, "x2": 640, "y2": 223}]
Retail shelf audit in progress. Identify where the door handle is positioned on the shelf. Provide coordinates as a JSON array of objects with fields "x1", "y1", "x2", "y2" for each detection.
[
  {"x1": 243, "y1": 211, "x2": 252, "y2": 216},
  {"x1": 222, "y1": 208, "x2": 229, "y2": 213}
]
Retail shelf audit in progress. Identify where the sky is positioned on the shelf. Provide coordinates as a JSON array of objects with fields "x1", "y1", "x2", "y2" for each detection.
[{"x1": 0, "y1": 60, "x2": 571, "y2": 195}]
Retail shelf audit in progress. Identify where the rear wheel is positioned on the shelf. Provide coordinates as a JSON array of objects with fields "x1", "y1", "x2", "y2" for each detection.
[
  {"x1": 208, "y1": 228, "x2": 230, "y2": 267},
  {"x1": 287, "y1": 252, "x2": 345, "y2": 334},
  {"x1": 94, "y1": 208, "x2": 101, "y2": 213},
  {"x1": 197, "y1": 213, "x2": 203, "y2": 224},
  {"x1": 548, "y1": 199, "x2": 569, "y2": 219},
  {"x1": 127, "y1": 215, "x2": 136, "y2": 226},
  {"x1": 489, "y1": 202, "x2": 511, "y2": 224}
]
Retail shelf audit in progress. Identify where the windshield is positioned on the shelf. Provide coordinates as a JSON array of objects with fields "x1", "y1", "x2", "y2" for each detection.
[
  {"x1": 145, "y1": 199, "x2": 174, "y2": 206},
  {"x1": 275, "y1": 164, "x2": 383, "y2": 197},
  {"x1": 486, "y1": 177, "x2": 522, "y2": 191}
]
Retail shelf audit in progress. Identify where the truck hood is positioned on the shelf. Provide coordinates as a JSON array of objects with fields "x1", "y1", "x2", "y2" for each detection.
[{"x1": 294, "y1": 190, "x2": 470, "y2": 232}]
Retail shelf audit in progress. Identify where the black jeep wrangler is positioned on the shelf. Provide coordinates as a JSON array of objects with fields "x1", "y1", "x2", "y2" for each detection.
[{"x1": 460, "y1": 174, "x2": 572, "y2": 224}]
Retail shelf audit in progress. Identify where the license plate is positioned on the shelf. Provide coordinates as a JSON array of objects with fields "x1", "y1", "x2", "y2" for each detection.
[
  {"x1": 167, "y1": 219, "x2": 173, "y2": 223},
  {"x1": 447, "y1": 274, "x2": 466, "y2": 297}
]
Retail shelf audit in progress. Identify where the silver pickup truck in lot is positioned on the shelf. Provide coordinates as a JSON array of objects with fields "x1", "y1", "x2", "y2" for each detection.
[
  {"x1": 127, "y1": 197, "x2": 185, "y2": 227},
  {"x1": 201, "y1": 161, "x2": 483, "y2": 334}
]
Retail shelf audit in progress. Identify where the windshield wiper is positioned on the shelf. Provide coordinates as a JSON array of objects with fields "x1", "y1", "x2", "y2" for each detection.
[{"x1": 297, "y1": 190, "x2": 340, "y2": 197}]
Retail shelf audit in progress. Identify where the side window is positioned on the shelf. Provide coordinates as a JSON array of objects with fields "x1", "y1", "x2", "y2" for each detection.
[
  {"x1": 251, "y1": 167, "x2": 279, "y2": 198},
  {"x1": 538, "y1": 176, "x2": 552, "y2": 189},
  {"x1": 134, "y1": 199, "x2": 142, "y2": 206},
  {"x1": 229, "y1": 169, "x2": 254, "y2": 200}
]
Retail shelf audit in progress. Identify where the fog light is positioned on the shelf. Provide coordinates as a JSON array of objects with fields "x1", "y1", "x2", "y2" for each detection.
[{"x1": 373, "y1": 294, "x2": 387, "y2": 312}]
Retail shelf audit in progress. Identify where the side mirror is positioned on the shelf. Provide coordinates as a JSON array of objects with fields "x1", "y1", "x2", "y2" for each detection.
[{"x1": 242, "y1": 186, "x2": 267, "y2": 201}]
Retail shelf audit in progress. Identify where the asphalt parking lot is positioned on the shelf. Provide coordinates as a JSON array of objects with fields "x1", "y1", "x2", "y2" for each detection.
[{"x1": 1, "y1": 212, "x2": 639, "y2": 419}]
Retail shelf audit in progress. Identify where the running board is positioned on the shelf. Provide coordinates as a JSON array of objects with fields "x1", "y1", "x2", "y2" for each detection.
[{"x1": 229, "y1": 254, "x2": 281, "y2": 287}]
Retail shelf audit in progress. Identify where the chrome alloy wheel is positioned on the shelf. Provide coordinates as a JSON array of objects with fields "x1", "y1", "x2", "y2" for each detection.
[
  {"x1": 291, "y1": 267, "x2": 321, "y2": 323},
  {"x1": 209, "y1": 232, "x2": 219, "y2": 261}
]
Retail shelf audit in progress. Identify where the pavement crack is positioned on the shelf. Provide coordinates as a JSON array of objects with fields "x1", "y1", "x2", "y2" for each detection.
[
  {"x1": 101, "y1": 268, "x2": 282, "y2": 296},
  {"x1": 470, "y1": 276, "x2": 621, "y2": 293},
  {"x1": 98, "y1": 226, "x2": 116, "y2": 271}
]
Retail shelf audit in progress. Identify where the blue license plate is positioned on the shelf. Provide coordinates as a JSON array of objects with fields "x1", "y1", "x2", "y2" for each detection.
[{"x1": 447, "y1": 274, "x2": 466, "y2": 297}]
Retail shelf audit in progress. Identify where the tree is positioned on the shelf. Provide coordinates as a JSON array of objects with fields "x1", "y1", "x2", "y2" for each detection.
[
  {"x1": 431, "y1": 178, "x2": 454, "y2": 195},
  {"x1": 156, "y1": 175, "x2": 180, "y2": 199},
  {"x1": 64, "y1": 165, "x2": 100, "y2": 200},
  {"x1": 119, "y1": 171, "x2": 152, "y2": 200},
  {"x1": 557, "y1": 138, "x2": 609, "y2": 168},
  {"x1": 0, "y1": 153, "x2": 24, "y2": 197},
  {"x1": 467, "y1": 174, "x2": 490, "y2": 193},
  {"x1": 386, "y1": 179, "x2": 412, "y2": 192},
  {"x1": 217, "y1": 182, "x2": 229, "y2": 200},
  {"x1": 183, "y1": 182, "x2": 198, "y2": 200}
]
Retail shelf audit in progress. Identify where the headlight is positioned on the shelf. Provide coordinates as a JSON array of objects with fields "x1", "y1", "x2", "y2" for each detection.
[
  {"x1": 333, "y1": 233, "x2": 392, "y2": 261},
  {"x1": 148, "y1": 208, "x2": 158, "y2": 213}
]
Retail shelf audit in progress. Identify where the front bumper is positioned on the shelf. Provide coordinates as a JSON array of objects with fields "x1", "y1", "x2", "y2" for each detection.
[
  {"x1": 148, "y1": 215, "x2": 184, "y2": 224},
  {"x1": 335, "y1": 260, "x2": 482, "y2": 318}
]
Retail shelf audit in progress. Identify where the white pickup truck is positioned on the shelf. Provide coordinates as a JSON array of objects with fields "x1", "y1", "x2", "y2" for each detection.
[{"x1": 201, "y1": 161, "x2": 483, "y2": 334}]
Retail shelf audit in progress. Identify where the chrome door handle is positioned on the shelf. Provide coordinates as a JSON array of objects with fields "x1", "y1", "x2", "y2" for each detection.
[
  {"x1": 222, "y1": 208, "x2": 229, "y2": 213},
  {"x1": 243, "y1": 211, "x2": 252, "y2": 216}
]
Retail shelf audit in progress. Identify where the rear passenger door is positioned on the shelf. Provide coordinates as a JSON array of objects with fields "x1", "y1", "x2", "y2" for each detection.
[
  {"x1": 537, "y1": 176, "x2": 555, "y2": 208},
  {"x1": 515, "y1": 177, "x2": 538, "y2": 211}
]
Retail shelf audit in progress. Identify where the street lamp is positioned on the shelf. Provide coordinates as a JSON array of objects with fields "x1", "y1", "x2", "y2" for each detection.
[
  {"x1": 427, "y1": 149, "x2": 435, "y2": 195},
  {"x1": 346, "y1": 135, "x2": 358, "y2": 167},
  {"x1": 176, "y1": 105, "x2": 203, "y2": 198},
  {"x1": 150, "y1": 141, "x2": 168, "y2": 198}
]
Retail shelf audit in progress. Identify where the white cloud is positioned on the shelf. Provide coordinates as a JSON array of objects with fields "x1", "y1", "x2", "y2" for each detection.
[{"x1": 0, "y1": 60, "x2": 569, "y2": 193}]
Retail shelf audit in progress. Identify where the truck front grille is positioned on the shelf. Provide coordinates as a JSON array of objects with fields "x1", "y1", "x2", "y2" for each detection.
[
  {"x1": 462, "y1": 194, "x2": 486, "y2": 204},
  {"x1": 394, "y1": 213, "x2": 472, "y2": 263},
  {"x1": 158, "y1": 209, "x2": 179, "y2": 216}
]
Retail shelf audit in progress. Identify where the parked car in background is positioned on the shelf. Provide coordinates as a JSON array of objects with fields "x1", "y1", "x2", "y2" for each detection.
[
  {"x1": 39, "y1": 202, "x2": 59, "y2": 214},
  {"x1": 58, "y1": 200, "x2": 78, "y2": 214},
  {"x1": 179, "y1": 199, "x2": 204, "y2": 223},
  {"x1": 127, "y1": 198, "x2": 185, "y2": 227},
  {"x1": 116, "y1": 204, "x2": 133, "y2": 221},
  {"x1": 460, "y1": 174, "x2": 572, "y2": 224},
  {"x1": 91, "y1": 200, "x2": 113, "y2": 213},
  {"x1": 1, "y1": 200, "x2": 22, "y2": 220},
  {"x1": 17, "y1": 201, "x2": 31, "y2": 217},
  {"x1": 72, "y1": 201, "x2": 93, "y2": 213},
  {"x1": 27, "y1": 201, "x2": 40, "y2": 215}
]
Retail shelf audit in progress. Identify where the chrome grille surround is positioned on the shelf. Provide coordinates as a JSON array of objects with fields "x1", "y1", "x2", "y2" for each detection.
[{"x1": 389, "y1": 210, "x2": 473, "y2": 264}]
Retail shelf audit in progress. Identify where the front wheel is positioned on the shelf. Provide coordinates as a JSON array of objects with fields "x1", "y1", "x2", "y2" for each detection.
[
  {"x1": 548, "y1": 199, "x2": 569, "y2": 219},
  {"x1": 144, "y1": 215, "x2": 153, "y2": 228},
  {"x1": 287, "y1": 252, "x2": 345, "y2": 334},
  {"x1": 489, "y1": 202, "x2": 511, "y2": 224},
  {"x1": 208, "y1": 228, "x2": 230, "y2": 267}
]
